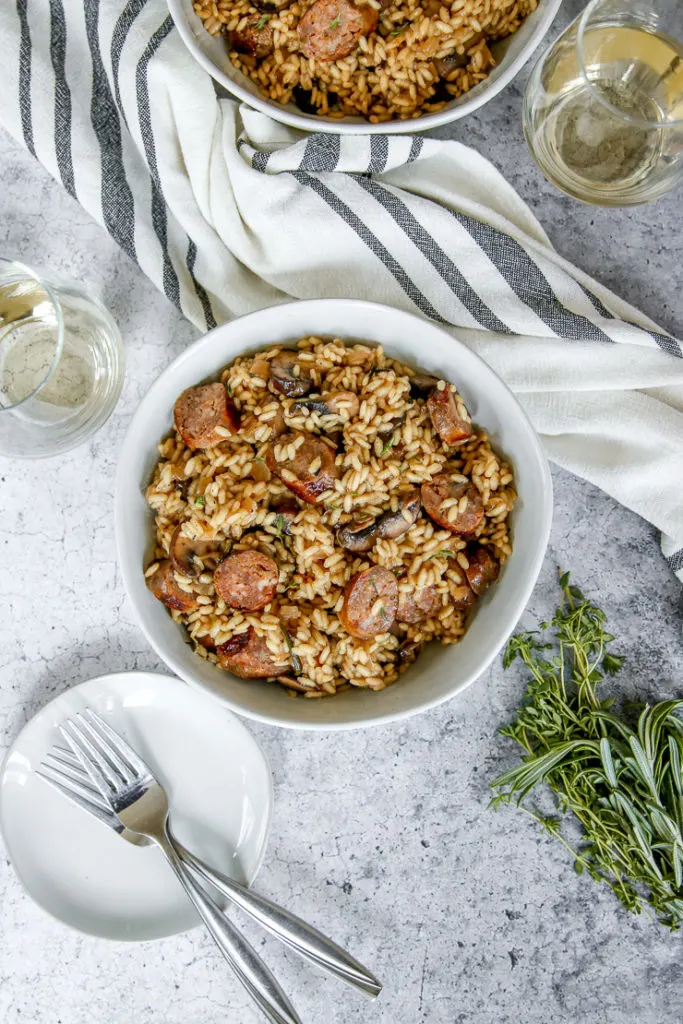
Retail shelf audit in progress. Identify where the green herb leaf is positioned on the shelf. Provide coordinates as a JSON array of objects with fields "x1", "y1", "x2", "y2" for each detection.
[
  {"x1": 194, "y1": 496, "x2": 206, "y2": 507},
  {"x1": 379, "y1": 435, "x2": 398, "y2": 457},
  {"x1": 389, "y1": 22, "x2": 409, "y2": 36},
  {"x1": 490, "y1": 570, "x2": 683, "y2": 931},
  {"x1": 225, "y1": 382, "x2": 233, "y2": 396},
  {"x1": 427, "y1": 550, "x2": 454, "y2": 560},
  {"x1": 255, "y1": 13, "x2": 271, "y2": 28},
  {"x1": 280, "y1": 625, "x2": 302, "y2": 675},
  {"x1": 329, "y1": 14, "x2": 341, "y2": 29},
  {"x1": 274, "y1": 513, "x2": 286, "y2": 542}
]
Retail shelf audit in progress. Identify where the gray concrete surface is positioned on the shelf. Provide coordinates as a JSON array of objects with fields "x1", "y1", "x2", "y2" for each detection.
[{"x1": 1, "y1": 0, "x2": 682, "y2": 1021}]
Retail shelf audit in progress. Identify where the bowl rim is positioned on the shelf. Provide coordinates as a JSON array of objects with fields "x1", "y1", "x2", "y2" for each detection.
[
  {"x1": 115, "y1": 298, "x2": 553, "y2": 730},
  {"x1": 166, "y1": 0, "x2": 564, "y2": 135}
]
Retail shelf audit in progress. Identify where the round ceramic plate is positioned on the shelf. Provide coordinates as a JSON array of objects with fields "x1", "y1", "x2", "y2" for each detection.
[{"x1": 0, "y1": 672, "x2": 272, "y2": 941}]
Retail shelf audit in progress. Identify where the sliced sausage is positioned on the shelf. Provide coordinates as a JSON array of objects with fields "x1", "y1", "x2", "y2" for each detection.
[
  {"x1": 217, "y1": 627, "x2": 290, "y2": 679},
  {"x1": 451, "y1": 583, "x2": 477, "y2": 611},
  {"x1": 397, "y1": 585, "x2": 442, "y2": 624},
  {"x1": 298, "y1": 0, "x2": 378, "y2": 62},
  {"x1": 421, "y1": 476, "x2": 484, "y2": 535},
  {"x1": 269, "y1": 352, "x2": 313, "y2": 398},
  {"x1": 266, "y1": 432, "x2": 338, "y2": 504},
  {"x1": 226, "y1": 16, "x2": 275, "y2": 59},
  {"x1": 427, "y1": 384, "x2": 473, "y2": 446},
  {"x1": 214, "y1": 550, "x2": 279, "y2": 611},
  {"x1": 464, "y1": 545, "x2": 499, "y2": 596},
  {"x1": 340, "y1": 565, "x2": 398, "y2": 638},
  {"x1": 147, "y1": 560, "x2": 199, "y2": 613},
  {"x1": 174, "y1": 383, "x2": 240, "y2": 449}
]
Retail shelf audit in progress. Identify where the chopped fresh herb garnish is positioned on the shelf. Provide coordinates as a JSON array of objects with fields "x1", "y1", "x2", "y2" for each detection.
[
  {"x1": 389, "y1": 22, "x2": 409, "y2": 36},
  {"x1": 253, "y1": 457, "x2": 265, "y2": 463},
  {"x1": 194, "y1": 496, "x2": 206, "y2": 507},
  {"x1": 325, "y1": 501, "x2": 341, "y2": 510},
  {"x1": 225, "y1": 382, "x2": 233, "y2": 396},
  {"x1": 274, "y1": 513, "x2": 286, "y2": 541},
  {"x1": 427, "y1": 550, "x2": 454, "y2": 560},
  {"x1": 280, "y1": 625, "x2": 302, "y2": 675},
  {"x1": 255, "y1": 13, "x2": 271, "y2": 28},
  {"x1": 379, "y1": 435, "x2": 398, "y2": 457},
  {"x1": 329, "y1": 14, "x2": 341, "y2": 29}
]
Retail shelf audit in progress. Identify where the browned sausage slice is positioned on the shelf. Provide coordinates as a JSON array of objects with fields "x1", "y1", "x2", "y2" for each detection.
[
  {"x1": 298, "y1": 0, "x2": 378, "y2": 62},
  {"x1": 269, "y1": 352, "x2": 313, "y2": 398},
  {"x1": 464, "y1": 545, "x2": 499, "y2": 596},
  {"x1": 226, "y1": 16, "x2": 275, "y2": 59},
  {"x1": 266, "y1": 432, "x2": 338, "y2": 504},
  {"x1": 214, "y1": 550, "x2": 279, "y2": 611},
  {"x1": 217, "y1": 627, "x2": 290, "y2": 679},
  {"x1": 451, "y1": 583, "x2": 477, "y2": 611},
  {"x1": 421, "y1": 476, "x2": 484, "y2": 535},
  {"x1": 397, "y1": 585, "x2": 442, "y2": 624},
  {"x1": 147, "y1": 559, "x2": 199, "y2": 613},
  {"x1": 340, "y1": 565, "x2": 398, "y2": 638},
  {"x1": 427, "y1": 384, "x2": 473, "y2": 446},
  {"x1": 174, "y1": 383, "x2": 240, "y2": 449}
]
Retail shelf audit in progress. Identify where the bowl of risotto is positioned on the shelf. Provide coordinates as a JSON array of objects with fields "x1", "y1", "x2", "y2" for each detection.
[
  {"x1": 168, "y1": 0, "x2": 562, "y2": 130},
  {"x1": 116, "y1": 299, "x2": 552, "y2": 729}
]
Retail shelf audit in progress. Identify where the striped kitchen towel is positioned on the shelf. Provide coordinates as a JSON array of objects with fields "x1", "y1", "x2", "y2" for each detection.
[{"x1": 2, "y1": 0, "x2": 683, "y2": 579}]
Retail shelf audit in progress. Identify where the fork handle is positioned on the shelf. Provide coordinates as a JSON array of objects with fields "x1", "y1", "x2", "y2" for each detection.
[
  {"x1": 176, "y1": 841, "x2": 382, "y2": 997},
  {"x1": 154, "y1": 831, "x2": 302, "y2": 1024}
]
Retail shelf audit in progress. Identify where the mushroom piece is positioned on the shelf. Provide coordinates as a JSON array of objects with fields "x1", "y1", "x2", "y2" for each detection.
[
  {"x1": 292, "y1": 391, "x2": 360, "y2": 419},
  {"x1": 397, "y1": 641, "x2": 422, "y2": 665},
  {"x1": 376, "y1": 412, "x2": 406, "y2": 439},
  {"x1": 336, "y1": 491, "x2": 421, "y2": 552},
  {"x1": 270, "y1": 497, "x2": 300, "y2": 536},
  {"x1": 170, "y1": 523, "x2": 225, "y2": 579},
  {"x1": 269, "y1": 351, "x2": 313, "y2": 398},
  {"x1": 408, "y1": 371, "x2": 441, "y2": 398}
]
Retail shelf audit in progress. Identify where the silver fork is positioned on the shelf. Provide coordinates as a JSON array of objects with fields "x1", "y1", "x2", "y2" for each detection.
[
  {"x1": 54, "y1": 711, "x2": 300, "y2": 1024},
  {"x1": 39, "y1": 731, "x2": 381, "y2": 995},
  {"x1": 38, "y1": 711, "x2": 381, "y2": 1016}
]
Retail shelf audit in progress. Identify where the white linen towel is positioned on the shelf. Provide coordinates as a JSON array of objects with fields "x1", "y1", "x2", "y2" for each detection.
[{"x1": 2, "y1": 0, "x2": 682, "y2": 579}]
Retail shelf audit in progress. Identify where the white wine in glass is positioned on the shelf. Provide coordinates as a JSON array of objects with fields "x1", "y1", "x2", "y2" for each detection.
[{"x1": 523, "y1": 0, "x2": 683, "y2": 206}]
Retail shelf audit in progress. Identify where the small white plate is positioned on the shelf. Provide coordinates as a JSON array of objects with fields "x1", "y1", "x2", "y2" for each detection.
[{"x1": 0, "y1": 672, "x2": 272, "y2": 941}]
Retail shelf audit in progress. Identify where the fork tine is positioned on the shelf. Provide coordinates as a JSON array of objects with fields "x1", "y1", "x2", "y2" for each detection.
[
  {"x1": 82, "y1": 709, "x2": 149, "y2": 779},
  {"x1": 36, "y1": 766, "x2": 122, "y2": 831},
  {"x1": 73, "y1": 712, "x2": 132, "y2": 785},
  {"x1": 61, "y1": 719, "x2": 116, "y2": 801},
  {"x1": 43, "y1": 751, "x2": 107, "y2": 799}
]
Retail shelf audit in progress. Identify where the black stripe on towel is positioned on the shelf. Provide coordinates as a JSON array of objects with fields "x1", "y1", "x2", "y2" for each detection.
[
  {"x1": 449, "y1": 210, "x2": 615, "y2": 343},
  {"x1": 84, "y1": 0, "x2": 137, "y2": 262},
  {"x1": 251, "y1": 150, "x2": 271, "y2": 173},
  {"x1": 294, "y1": 171, "x2": 448, "y2": 324},
  {"x1": 581, "y1": 283, "x2": 682, "y2": 358},
  {"x1": 369, "y1": 136, "x2": 389, "y2": 174},
  {"x1": 111, "y1": 0, "x2": 149, "y2": 126},
  {"x1": 300, "y1": 135, "x2": 341, "y2": 172},
  {"x1": 186, "y1": 239, "x2": 217, "y2": 330},
  {"x1": 666, "y1": 548, "x2": 683, "y2": 573},
  {"x1": 135, "y1": 16, "x2": 181, "y2": 309},
  {"x1": 354, "y1": 176, "x2": 511, "y2": 334},
  {"x1": 16, "y1": 0, "x2": 35, "y2": 156},
  {"x1": 407, "y1": 137, "x2": 423, "y2": 163},
  {"x1": 48, "y1": 0, "x2": 75, "y2": 196}
]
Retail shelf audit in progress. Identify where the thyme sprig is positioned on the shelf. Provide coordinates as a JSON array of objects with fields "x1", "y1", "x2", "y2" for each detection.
[{"x1": 491, "y1": 571, "x2": 683, "y2": 930}]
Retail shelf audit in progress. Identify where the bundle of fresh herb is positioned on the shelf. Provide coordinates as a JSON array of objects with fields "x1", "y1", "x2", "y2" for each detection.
[{"x1": 491, "y1": 572, "x2": 683, "y2": 930}]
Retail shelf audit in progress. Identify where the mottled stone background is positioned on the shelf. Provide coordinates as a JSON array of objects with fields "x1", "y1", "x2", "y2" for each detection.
[{"x1": 1, "y1": 1, "x2": 682, "y2": 1020}]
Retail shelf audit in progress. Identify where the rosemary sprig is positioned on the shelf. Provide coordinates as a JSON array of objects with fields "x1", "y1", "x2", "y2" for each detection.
[{"x1": 491, "y1": 571, "x2": 683, "y2": 930}]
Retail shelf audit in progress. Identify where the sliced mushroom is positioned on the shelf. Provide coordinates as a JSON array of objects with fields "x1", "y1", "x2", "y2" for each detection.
[
  {"x1": 274, "y1": 675, "x2": 312, "y2": 693},
  {"x1": 336, "y1": 491, "x2": 420, "y2": 552},
  {"x1": 270, "y1": 351, "x2": 313, "y2": 398},
  {"x1": 292, "y1": 391, "x2": 360, "y2": 419},
  {"x1": 397, "y1": 641, "x2": 422, "y2": 664},
  {"x1": 408, "y1": 371, "x2": 441, "y2": 398},
  {"x1": 434, "y1": 32, "x2": 486, "y2": 79},
  {"x1": 336, "y1": 515, "x2": 379, "y2": 554},
  {"x1": 170, "y1": 523, "x2": 224, "y2": 579},
  {"x1": 377, "y1": 412, "x2": 406, "y2": 439},
  {"x1": 271, "y1": 496, "x2": 300, "y2": 536}
]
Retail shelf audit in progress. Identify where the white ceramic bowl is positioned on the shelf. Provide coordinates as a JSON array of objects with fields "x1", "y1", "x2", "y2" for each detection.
[
  {"x1": 116, "y1": 299, "x2": 552, "y2": 730},
  {"x1": 167, "y1": 0, "x2": 563, "y2": 134}
]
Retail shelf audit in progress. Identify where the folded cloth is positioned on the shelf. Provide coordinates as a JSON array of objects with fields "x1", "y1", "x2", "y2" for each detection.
[{"x1": 3, "y1": 0, "x2": 682, "y2": 579}]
